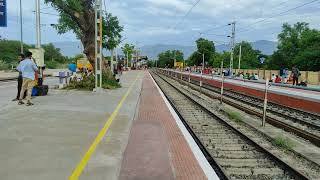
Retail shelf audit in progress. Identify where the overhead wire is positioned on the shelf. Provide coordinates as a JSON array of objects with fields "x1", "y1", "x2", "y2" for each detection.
[
  {"x1": 238, "y1": 0, "x2": 320, "y2": 33},
  {"x1": 173, "y1": 0, "x2": 201, "y2": 30}
]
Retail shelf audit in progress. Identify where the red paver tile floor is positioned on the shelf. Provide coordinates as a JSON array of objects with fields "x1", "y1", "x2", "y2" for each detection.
[{"x1": 119, "y1": 71, "x2": 207, "y2": 180}]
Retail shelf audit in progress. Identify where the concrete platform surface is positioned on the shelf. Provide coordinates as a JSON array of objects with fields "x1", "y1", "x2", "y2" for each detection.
[
  {"x1": 0, "y1": 70, "x2": 143, "y2": 180},
  {"x1": 0, "y1": 69, "x2": 66, "y2": 79}
]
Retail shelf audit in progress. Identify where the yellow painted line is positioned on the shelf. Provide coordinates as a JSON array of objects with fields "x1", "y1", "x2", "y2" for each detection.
[{"x1": 69, "y1": 73, "x2": 141, "y2": 180}]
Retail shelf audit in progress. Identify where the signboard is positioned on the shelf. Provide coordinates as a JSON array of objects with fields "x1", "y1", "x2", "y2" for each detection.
[
  {"x1": 0, "y1": 0, "x2": 7, "y2": 27},
  {"x1": 259, "y1": 57, "x2": 266, "y2": 64},
  {"x1": 174, "y1": 62, "x2": 184, "y2": 68},
  {"x1": 77, "y1": 58, "x2": 93, "y2": 70},
  {"x1": 29, "y1": 48, "x2": 45, "y2": 67}
]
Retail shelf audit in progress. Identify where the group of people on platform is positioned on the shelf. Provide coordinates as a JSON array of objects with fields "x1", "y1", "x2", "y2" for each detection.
[
  {"x1": 236, "y1": 66, "x2": 304, "y2": 86},
  {"x1": 182, "y1": 65, "x2": 305, "y2": 86},
  {"x1": 12, "y1": 52, "x2": 39, "y2": 106}
]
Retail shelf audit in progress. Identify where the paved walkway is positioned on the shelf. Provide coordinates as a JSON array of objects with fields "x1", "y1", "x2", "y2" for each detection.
[
  {"x1": 0, "y1": 69, "x2": 65, "y2": 79},
  {"x1": 0, "y1": 70, "x2": 143, "y2": 180},
  {"x1": 119, "y1": 72, "x2": 208, "y2": 180}
]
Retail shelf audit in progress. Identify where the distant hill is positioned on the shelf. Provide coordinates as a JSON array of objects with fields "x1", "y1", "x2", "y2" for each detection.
[
  {"x1": 52, "y1": 40, "x2": 278, "y2": 59},
  {"x1": 140, "y1": 40, "x2": 277, "y2": 60}
]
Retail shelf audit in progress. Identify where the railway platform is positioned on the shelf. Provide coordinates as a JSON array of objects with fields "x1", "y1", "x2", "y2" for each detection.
[
  {"x1": 1, "y1": 70, "x2": 216, "y2": 180},
  {"x1": 163, "y1": 69, "x2": 320, "y2": 114}
]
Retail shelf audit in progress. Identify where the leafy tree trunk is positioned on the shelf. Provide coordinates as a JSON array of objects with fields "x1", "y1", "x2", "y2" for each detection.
[{"x1": 82, "y1": 32, "x2": 95, "y2": 67}]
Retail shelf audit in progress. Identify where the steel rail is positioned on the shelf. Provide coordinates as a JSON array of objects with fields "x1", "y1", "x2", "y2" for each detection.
[{"x1": 160, "y1": 70, "x2": 320, "y2": 147}]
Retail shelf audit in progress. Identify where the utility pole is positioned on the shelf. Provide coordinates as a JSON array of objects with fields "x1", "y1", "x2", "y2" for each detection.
[
  {"x1": 238, "y1": 44, "x2": 242, "y2": 72},
  {"x1": 94, "y1": 0, "x2": 103, "y2": 91},
  {"x1": 174, "y1": 50, "x2": 176, "y2": 68},
  {"x1": 19, "y1": 0, "x2": 23, "y2": 53},
  {"x1": 35, "y1": 0, "x2": 41, "y2": 48},
  {"x1": 229, "y1": 21, "x2": 236, "y2": 76},
  {"x1": 110, "y1": 49, "x2": 114, "y2": 74},
  {"x1": 126, "y1": 51, "x2": 129, "y2": 68}
]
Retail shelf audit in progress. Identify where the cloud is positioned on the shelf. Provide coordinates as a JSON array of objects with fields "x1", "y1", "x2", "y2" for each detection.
[{"x1": 1, "y1": 0, "x2": 320, "y2": 47}]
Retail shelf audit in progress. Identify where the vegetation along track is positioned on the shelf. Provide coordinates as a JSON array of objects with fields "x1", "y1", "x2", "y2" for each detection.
[
  {"x1": 150, "y1": 70, "x2": 309, "y2": 180},
  {"x1": 161, "y1": 70, "x2": 320, "y2": 147}
]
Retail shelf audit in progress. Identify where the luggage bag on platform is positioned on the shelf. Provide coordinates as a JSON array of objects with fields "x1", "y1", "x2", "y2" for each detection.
[{"x1": 32, "y1": 85, "x2": 49, "y2": 96}]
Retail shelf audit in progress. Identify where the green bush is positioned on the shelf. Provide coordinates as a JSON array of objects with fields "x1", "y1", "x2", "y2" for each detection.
[
  {"x1": 224, "y1": 108, "x2": 243, "y2": 123},
  {"x1": 66, "y1": 69, "x2": 121, "y2": 91},
  {"x1": 0, "y1": 60, "x2": 10, "y2": 70},
  {"x1": 46, "y1": 61, "x2": 59, "y2": 69},
  {"x1": 273, "y1": 136, "x2": 295, "y2": 151}
]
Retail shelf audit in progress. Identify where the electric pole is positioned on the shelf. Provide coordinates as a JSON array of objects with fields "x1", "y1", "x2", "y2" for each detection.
[
  {"x1": 94, "y1": 0, "x2": 103, "y2": 91},
  {"x1": 174, "y1": 50, "x2": 176, "y2": 68},
  {"x1": 229, "y1": 21, "x2": 236, "y2": 76},
  {"x1": 126, "y1": 51, "x2": 129, "y2": 68},
  {"x1": 19, "y1": 0, "x2": 23, "y2": 53},
  {"x1": 35, "y1": 0, "x2": 41, "y2": 48},
  {"x1": 238, "y1": 44, "x2": 242, "y2": 72}
]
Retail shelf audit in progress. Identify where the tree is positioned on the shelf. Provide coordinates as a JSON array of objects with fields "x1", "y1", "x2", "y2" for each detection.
[
  {"x1": 103, "y1": 13, "x2": 123, "y2": 51},
  {"x1": 121, "y1": 43, "x2": 135, "y2": 66},
  {"x1": 234, "y1": 41, "x2": 262, "y2": 69},
  {"x1": 269, "y1": 22, "x2": 320, "y2": 71},
  {"x1": 272, "y1": 22, "x2": 309, "y2": 68},
  {"x1": 189, "y1": 38, "x2": 215, "y2": 66},
  {"x1": 42, "y1": 43, "x2": 67, "y2": 63},
  {"x1": 45, "y1": 0, "x2": 123, "y2": 68},
  {"x1": 0, "y1": 39, "x2": 31, "y2": 65},
  {"x1": 212, "y1": 51, "x2": 230, "y2": 68},
  {"x1": 157, "y1": 50, "x2": 184, "y2": 68}
]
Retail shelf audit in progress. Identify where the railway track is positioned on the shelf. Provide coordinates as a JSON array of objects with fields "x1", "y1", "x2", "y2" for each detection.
[
  {"x1": 160, "y1": 70, "x2": 320, "y2": 147},
  {"x1": 151, "y1": 71, "x2": 310, "y2": 180}
]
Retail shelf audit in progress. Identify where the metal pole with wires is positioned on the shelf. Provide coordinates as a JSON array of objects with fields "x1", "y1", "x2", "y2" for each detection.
[
  {"x1": 19, "y1": 0, "x2": 23, "y2": 53},
  {"x1": 220, "y1": 60, "x2": 224, "y2": 104},
  {"x1": 200, "y1": 53, "x2": 204, "y2": 93},
  {"x1": 94, "y1": 0, "x2": 103, "y2": 92},
  {"x1": 35, "y1": 0, "x2": 41, "y2": 48},
  {"x1": 262, "y1": 79, "x2": 270, "y2": 127},
  {"x1": 228, "y1": 21, "x2": 236, "y2": 77},
  {"x1": 238, "y1": 44, "x2": 242, "y2": 73}
]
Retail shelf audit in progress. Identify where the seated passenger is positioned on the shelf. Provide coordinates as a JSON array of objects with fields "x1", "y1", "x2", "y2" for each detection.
[
  {"x1": 239, "y1": 73, "x2": 244, "y2": 79},
  {"x1": 271, "y1": 74, "x2": 276, "y2": 83},
  {"x1": 249, "y1": 73, "x2": 255, "y2": 80},
  {"x1": 243, "y1": 73, "x2": 249, "y2": 79},
  {"x1": 253, "y1": 73, "x2": 259, "y2": 80},
  {"x1": 275, "y1": 75, "x2": 281, "y2": 83}
]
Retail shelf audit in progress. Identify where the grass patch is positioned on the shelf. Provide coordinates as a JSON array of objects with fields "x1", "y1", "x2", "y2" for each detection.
[
  {"x1": 65, "y1": 70, "x2": 121, "y2": 91},
  {"x1": 224, "y1": 108, "x2": 243, "y2": 123},
  {"x1": 273, "y1": 136, "x2": 295, "y2": 151}
]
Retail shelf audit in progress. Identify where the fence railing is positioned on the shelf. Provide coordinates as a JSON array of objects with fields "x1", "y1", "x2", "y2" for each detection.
[{"x1": 209, "y1": 68, "x2": 320, "y2": 85}]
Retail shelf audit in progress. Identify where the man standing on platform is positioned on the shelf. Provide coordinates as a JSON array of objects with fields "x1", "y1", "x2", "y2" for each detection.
[
  {"x1": 12, "y1": 54, "x2": 25, "y2": 101},
  {"x1": 292, "y1": 66, "x2": 300, "y2": 86},
  {"x1": 17, "y1": 52, "x2": 38, "y2": 106}
]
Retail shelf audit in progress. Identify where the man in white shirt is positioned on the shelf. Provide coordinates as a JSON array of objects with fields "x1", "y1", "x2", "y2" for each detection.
[{"x1": 17, "y1": 52, "x2": 38, "y2": 106}]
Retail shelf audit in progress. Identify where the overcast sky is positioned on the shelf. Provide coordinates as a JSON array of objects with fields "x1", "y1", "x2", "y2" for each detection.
[{"x1": 1, "y1": 0, "x2": 320, "y2": 46}]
